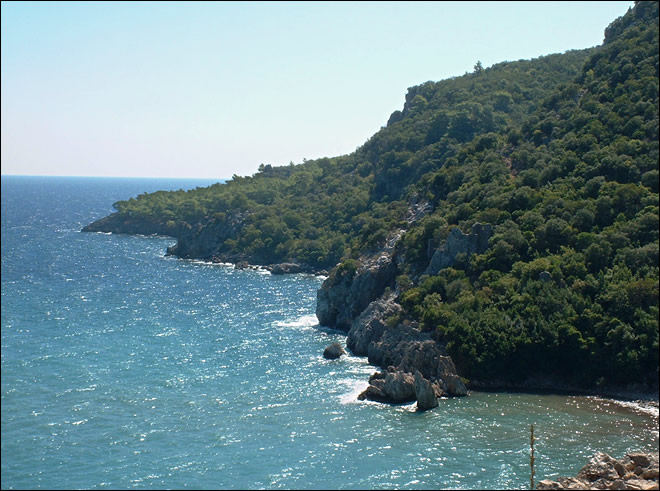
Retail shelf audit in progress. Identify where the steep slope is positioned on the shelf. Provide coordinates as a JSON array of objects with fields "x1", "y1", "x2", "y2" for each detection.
[
  {"x1": 83, "y1": 2, "x2": 659, "y2": 394},
  {"x1": 84, "y1": 49, "x2": 591, "y2": 271},
  {"x1": 359, "y1": 0, "x2": 659, "y2": 391}
]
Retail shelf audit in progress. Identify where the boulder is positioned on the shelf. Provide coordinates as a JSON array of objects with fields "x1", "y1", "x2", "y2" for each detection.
[
  {"x1": 323, "y1": 342, "x2": 346, "y2": 360},
  {"x1": 537, "y1": 452, "x2": 659, "y2": 490},
  {"x1": 270, "y1": 263, "x2": 302, "y2": 275},
  {"x1": 538, "y1": 271, "x2": 552, "y2": 282},
  {"x1": 414, "y1": 371, "x2": 438, "y2": 411},
  {"x1": 443, "y1": 373, "x2": 469, "y2": 397},
  {"x1": 358, "y1": 368, "x2": 416, "y2": 403}
]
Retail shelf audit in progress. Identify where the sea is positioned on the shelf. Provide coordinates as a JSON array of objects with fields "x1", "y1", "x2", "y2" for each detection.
[{"x1": 1, "y1": 175, "x2": 658, "y2": 490}]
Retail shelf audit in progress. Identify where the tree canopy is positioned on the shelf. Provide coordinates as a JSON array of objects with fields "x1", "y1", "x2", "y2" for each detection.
[{"x1": 96, "y1": 1, "x2": 659, "y2": 390}]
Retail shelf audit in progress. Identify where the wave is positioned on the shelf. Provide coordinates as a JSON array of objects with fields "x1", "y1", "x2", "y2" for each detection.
[
  {"x1": 338, "y1": 378, "x2": 370, "y2": 405},
  {"x1": 607, "y1": 398, "x2": 659, "y2": 420},
  {"x1": 273, "y1": 314, "x2": 319, "y2": 329}
]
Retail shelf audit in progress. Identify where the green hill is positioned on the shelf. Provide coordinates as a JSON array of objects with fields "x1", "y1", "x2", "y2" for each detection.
[{"x1": 84, "y1": 1, "x2": 659, "y2": 392}]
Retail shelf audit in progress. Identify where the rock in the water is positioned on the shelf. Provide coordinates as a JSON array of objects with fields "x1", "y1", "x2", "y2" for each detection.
[
  {"x1": 443, "y1": 373, "x2": 468, "y2": 397},
  {"x1": 269, "y1": 263, "x2": 302, "y2": 275},
  {"x1": 358, "y1": 368, "x2": 416, "y2": 403},
  {"x1": 414, "y1": 371, "x2": 438, "y2": 411},
  {"x1": 323, "y1": 342, "x2": 346, "y2": 360}
]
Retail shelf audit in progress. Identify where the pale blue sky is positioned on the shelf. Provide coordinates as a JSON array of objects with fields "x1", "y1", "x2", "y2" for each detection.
[{"x1": 1, "y1": 1, "x2": 633, "y2": 179}]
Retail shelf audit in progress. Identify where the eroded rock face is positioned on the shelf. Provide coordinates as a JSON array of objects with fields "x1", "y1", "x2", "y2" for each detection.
[
  {"x1": 167, "y1": 213, "x2": 247, "y2": 260},
  {"x1": 354, "y1": 313, "x2": 467, "y2": 398},
  {"x1": 351, "y1": 297, "x2": 467, "y2": 405},
  {"x1": 317, "y1": 225, "x2": 468, "y2": 409},
  {"x1": 358, "y1": 367, "x2": 416, "y2": 403},
  {"x1": 425, "y1": 222, "x2": 493, "y2": 276},
  {"x1": 414, "y1": 371, "x2": 439, "y2": 411},
  {"x1": 347, "y1": 296, "x2": 402, "y2": 356},
  {"x1": 537, "y1": 451, "x2": 659, "y2": 490},
  {"x1": 316, "y1": 232, "x2": 402, "y2": 331},
  {"x1": 269, "y1": 263, "x2": 302, "y2": 275}
]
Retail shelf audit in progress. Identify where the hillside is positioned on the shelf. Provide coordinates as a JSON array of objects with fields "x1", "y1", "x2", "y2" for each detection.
[{"x1": 83, "y1": 2, "x2": 659, "y2": 393}]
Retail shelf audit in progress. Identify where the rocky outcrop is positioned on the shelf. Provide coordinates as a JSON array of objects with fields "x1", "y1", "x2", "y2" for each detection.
[
  {"x1": 425, "y1": 222, "x2": 493, "y2": 276},
  {"x1": 361, "y1": 318, "x2": 467, "y2": 396},
  {"x1": 357, "y1": 367, "x2": 416, "y2": 403},
  {"x1": 166, "y1": 213, "x2": 246, "y2": 260},
  {"x1": 349, "y1": 295, "x2": 467, "y2": 405},
  {"x1": 81, "y1": 212, "x2": 174, "y2": 236},
  {"x1": 269, "y1": 263, "x2": 302, "y2": 275},
  {"x1": 323, "y1": 343, "x2": 346, "y2": 360},
  {"x1": 537, "y1": 452, "x2": 659, "y2": 490},
  {"x1": 316, "y1": 220, "x2": 468, "y2": 408},
  {"x1": 316, "y1": 231, "x2": 402, "y2": 331},
  {"x1": 414, "y1": 370, "x2": 439, "y2": 411},
  {"x1": 347, "y1": 296, "x2": 402, "y2": 356}
]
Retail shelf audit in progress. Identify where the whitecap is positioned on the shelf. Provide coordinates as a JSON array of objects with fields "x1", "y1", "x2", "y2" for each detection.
[
  {"x1": 274, "y1": 314, "x2": 319, "y2": 329},
  {"x1": 338, "y1": 378, "x2": 370, "y2": 404},
  {"x1": 606, "y1": 398, "x2": 659, "y2": 419}
]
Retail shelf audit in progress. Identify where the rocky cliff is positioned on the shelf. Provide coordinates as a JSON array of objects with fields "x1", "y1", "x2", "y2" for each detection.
[
  {"x1": 165, "y1": 213, "x2": 246, "y2": 261},
  {"x1": 350, "y1": 295, "x2": 467, "y2": 408},
  {"x1": 316, "y1": 231, "x2": 402, "y2": 331},
  {"x1": 81, "y1": 212, "x2": 174, "y2": 236},
  {"x1": 317, "y1": 223, "x2": 478, "y2": 408},
  {"x1": 424, "y1": 222, "x2": 492, "y2": 276}
]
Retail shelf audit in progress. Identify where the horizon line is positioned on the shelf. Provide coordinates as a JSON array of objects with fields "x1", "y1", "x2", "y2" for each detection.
[{"x1": 1, "y1": 173, "x2": 228, "y2": 180}]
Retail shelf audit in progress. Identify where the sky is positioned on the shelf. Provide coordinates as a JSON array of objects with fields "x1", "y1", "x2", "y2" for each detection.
[{"x1": 1, "y1": 1, "x2": 634, "y2": 179}]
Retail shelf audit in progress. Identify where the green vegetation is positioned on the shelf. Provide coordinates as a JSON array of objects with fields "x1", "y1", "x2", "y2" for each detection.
[{"x1": 99, "y1": 2, "x2": 658, "y2": 389}]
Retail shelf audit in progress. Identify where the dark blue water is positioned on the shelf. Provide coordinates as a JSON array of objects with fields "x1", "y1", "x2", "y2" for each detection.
[{"x1": 1, "y1": 176, "x2": 657, "y2": 490}]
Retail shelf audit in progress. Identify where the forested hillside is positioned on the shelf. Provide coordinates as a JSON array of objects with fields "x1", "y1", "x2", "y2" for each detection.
[{"x1": 84, "y1": 1, "x2": 659, "y2": 391}]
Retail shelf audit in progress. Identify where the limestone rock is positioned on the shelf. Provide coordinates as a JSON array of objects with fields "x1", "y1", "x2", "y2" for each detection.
[
  {"x1": 269, "y1": 263, "x2": 302, "y2": 275},
  {"x1": 577, "y1": 452, "x2": 622, "y2": 482},
  {"x1": 425, "y1": 222, "x2": 493, "y2": 276},
  {"x1": 443, "y1": 373, "x2": 468, "y2": 396},
  {"x1": 347, "y1": 295, "x2": 401, "y2": 356},
  {"x1": 362, "y1": 319, "x2": 467, "y2": 398},
  {"x1": 323, "y1": 342, "x2": 346, "y2": 360},
  {"x1": 316, "y1": 232, "x2": 402, "y2": 331},
  {"x1": 539, "y1": 271, "x2": 552, "y2": 282},
  {"x1": 353, "y1": 311, "x2": 467, "y2": 407},
  {"x1": 537, "y1": 452, "x2": 659, "y2": 490},
  {"x1": 414, "y1": 371, "x2": 438, "y2": 411},
  {"x1": 358, "y1": 368, "x2": 416, "y2": 403}
]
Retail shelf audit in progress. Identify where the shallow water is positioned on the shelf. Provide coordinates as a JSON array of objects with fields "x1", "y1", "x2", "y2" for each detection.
[{"x1": 2, "y1": 176, "x2": 657, "y2": 489}]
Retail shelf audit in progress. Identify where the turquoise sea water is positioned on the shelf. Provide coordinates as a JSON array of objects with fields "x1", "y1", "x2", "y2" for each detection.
[{"x1": 1, "y1": 175, "x2": 658, "y2": 490}]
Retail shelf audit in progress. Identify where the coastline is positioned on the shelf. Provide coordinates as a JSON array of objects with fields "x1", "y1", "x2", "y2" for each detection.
[
  {"x1": 466, "y1": 381, "x2": 659, "y2": 419},
  {"x1": 83, "y1": 225, "x2": 659, "y2": 411}
]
